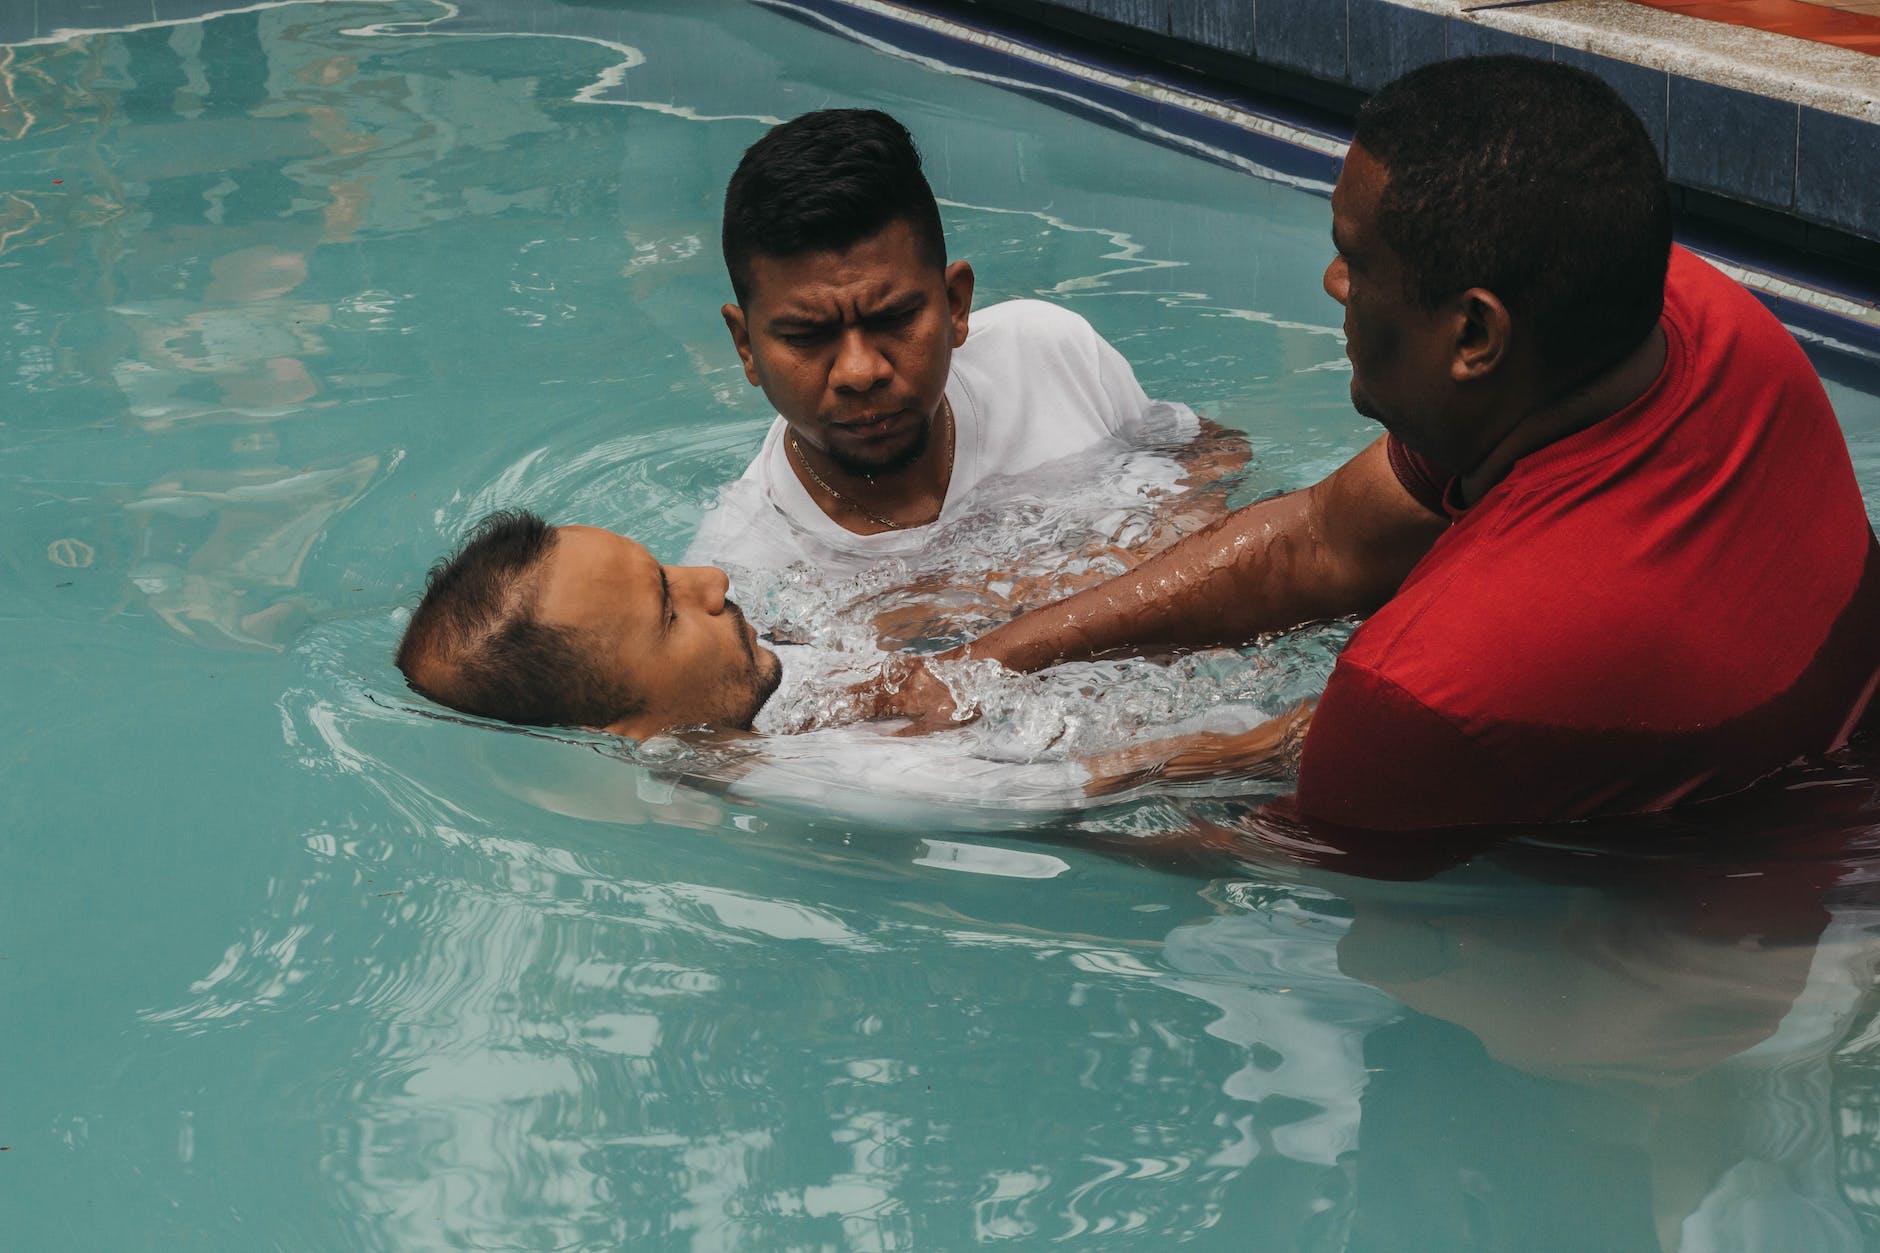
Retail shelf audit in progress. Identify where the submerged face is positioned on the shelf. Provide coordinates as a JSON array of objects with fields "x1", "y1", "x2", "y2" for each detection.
[
  {"x1": 723, "y1": 216, "x2": 973, "y2": 478},
  {"x1": 1323, "y1": 144, "x2": 1466, "y2": 464},
  {"x1": 533, "y1": 526, "x2": 782, "y2": 738}
]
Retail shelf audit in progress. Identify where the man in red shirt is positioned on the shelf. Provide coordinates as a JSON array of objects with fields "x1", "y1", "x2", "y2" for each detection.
[{"x1": 871, "y1": 55, "x2": 1880, "y2": 830}]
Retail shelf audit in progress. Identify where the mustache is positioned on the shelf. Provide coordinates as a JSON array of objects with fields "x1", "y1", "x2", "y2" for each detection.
[{"x1": 725, "y1": 597, "x2": 758, "y2": 663}]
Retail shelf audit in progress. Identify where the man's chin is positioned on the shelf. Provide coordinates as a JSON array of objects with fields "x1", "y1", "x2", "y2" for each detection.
[
  {"x1": 733, "y1": 652, "x2": 785, "y2": 731},
  {"x1": 825, "y1": 418, "x2": 931, "y2": 478},
  {"x1": 1350, "y1": 386, "x2": 1383, "y2": 425}
]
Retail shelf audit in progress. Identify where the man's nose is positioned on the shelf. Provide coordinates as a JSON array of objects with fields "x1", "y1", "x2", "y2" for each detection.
[
  {"x1": 829, "y1": 327, "x2": 893, "y2": 393},
  {"x1": 1323, "y1": 255, "x2": 1349, "y2": 306},
  {"x1": 675, "y1": 565, "x2": 730, "y2": 614}
]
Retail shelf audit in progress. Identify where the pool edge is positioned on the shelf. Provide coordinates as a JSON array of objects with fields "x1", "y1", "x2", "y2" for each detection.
[{"x1": 765, "y1": 0, "x2": 1880, "y2": 350}]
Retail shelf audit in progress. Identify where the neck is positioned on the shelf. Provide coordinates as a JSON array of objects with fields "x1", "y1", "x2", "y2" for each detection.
[
  {"x1": 792, "y1": 398, "x2": 955, "y2": 534},
  {"x1": 1457, "y1": 325, "x2": 1668, "y2": 505}
]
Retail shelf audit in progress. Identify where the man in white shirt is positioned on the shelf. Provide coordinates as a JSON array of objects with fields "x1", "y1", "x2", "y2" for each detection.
[{"x1": 689, "y1": 108, "x2": 1200, "y2": 579}]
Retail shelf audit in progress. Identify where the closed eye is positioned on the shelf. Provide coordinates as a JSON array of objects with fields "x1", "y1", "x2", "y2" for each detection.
[{"x1": 867, "y1": 307, "x2": 918, "y2": 330}]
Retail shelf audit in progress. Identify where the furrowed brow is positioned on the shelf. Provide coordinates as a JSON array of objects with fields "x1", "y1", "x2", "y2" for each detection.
[
  {"x1": 871, "y1": 291, "x2": 924, "y2": 317},
  {"x1": 768, "y1": 312, "x2": 837, "y2": 334}
]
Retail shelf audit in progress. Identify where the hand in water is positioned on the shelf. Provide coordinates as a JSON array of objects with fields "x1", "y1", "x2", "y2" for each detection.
[
  {"x1": 1082, "y1": 700, "x2": 1315, "y2": 796},
  {"x1": 840, "y1": 655, "x2": 967, "y2": 735}
]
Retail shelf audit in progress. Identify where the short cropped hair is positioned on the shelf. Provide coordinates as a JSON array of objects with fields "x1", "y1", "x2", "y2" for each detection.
[
  {"x1": 394, "y1": 510, "x2": 642, "y2": 729},
  {"x1": 721, "y1": 108, "x2": 947, "y2": 304},
  {"x1": 1354, "y1": 56, "x2": 1672, "y2": 380}
]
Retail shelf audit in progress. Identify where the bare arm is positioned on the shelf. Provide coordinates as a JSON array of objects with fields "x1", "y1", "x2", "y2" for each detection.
[
  {"x1": 869, "y1": 417, "x2": 1255, "y2": 650},
  {"x1": 1174, "y1": 415, "x2": 1254, "y2": 488},
  {"x1": 971, "y1": 436, "x2": 1443, "y2": 670},
  {"x1": 860, "y1": 437, "x2": 1446, "y2": 724},
  {"x1": 1081, "y1": 702, "x2": 1313, "y2": 797}
]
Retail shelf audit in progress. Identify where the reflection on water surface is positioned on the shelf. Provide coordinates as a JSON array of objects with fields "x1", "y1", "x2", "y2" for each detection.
[{"x1": 5, "y1": 0, "x2": 1880, "y2": 1249}]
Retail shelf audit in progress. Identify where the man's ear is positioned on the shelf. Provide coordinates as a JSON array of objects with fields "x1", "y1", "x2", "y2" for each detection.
[
  {"x1": 1450, "y1": 287, "x2": 1510, "y2": 383},
  {"x1": 722, "y1": 302, "x2": 761, "y2": 388},
  {"x1": 944, "y1": 260, "x2": 974, "y2": 349}
]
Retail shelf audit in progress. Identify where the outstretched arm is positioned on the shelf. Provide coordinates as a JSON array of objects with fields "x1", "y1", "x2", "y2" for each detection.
[
  {"x1": 865, "y1": 437, "x2": 1447, "y2": 722},
  {"x1": 1081, "y1": 702, "x2": 1314, "y2": 797},
  {"x1": 868, "y1": 417, "x2": 1252, "y2": 650},
  {"x1": 973, "y1": 436, "x2": 1441, "y2": 669}
]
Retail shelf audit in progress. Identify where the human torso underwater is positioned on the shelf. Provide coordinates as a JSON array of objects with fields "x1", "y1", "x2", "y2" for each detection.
[{"x1": 684, "y1": 299, "x2": 1201, "y2": 584}]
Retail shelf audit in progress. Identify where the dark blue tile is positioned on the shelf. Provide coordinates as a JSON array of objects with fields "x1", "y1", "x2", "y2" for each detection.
[
  {"x1": 1168, "y1": 0, "x2": 1252, "y2": 56},
  {"x1": 1348, "y1": 0, "x2": 1445, "y2": 92},
  {"x1": 1443, "y1": 20, "x2": 1553, "y2": 61},
  {"x1": 1552, "y1": 48, "x2": 1668, "y2": 163},
  {"x1": 1667, "y1": 76, "x2": 1795, "y2": 211},
  {"x1": 1255, "y1": 0, "x2": 1347, "y2": 82},
  {"x1": 1796, "y1": 107, "x2": 1880, "y2": 242},
  {"x1": 1084, "y1": 0, "x2": 1167, "y2": 33}
]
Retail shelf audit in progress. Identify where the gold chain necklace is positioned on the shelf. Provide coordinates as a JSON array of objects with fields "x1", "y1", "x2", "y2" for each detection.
[{"x1": 791, "y1": 396, "x2": 955, "y2": 532}]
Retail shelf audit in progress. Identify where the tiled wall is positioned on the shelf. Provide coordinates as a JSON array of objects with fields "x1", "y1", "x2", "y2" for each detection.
[{"x1": 1010, "y1": 0, "x2": 1880, "y2": 244}]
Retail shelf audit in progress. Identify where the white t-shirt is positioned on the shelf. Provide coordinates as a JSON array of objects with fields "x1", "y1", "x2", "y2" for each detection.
[{"x1": 685, "y1": 299, "x2": 1198, "y2": 578}]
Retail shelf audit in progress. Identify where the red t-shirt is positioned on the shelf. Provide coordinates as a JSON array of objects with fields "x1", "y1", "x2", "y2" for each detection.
[{"x1": 1295, "y1": 246, "x2": 1880, "y2": 831}]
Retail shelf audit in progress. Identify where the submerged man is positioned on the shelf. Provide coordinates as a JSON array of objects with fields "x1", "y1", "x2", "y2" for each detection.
[
  {"x1": 399, "y1": 512, "x2": 782, "y2": 740},
  {"x1": 687, "y1": 108, "x2": 1209, "y2": 577},
  {"x1": 868, "y1": 56, "x2": 1880, "y2": 830},
  {"x1": 395, "y1": 511, "x2": 1300, "y2": 798}
]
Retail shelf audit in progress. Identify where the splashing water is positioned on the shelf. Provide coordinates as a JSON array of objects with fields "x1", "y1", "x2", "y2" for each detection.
[{"x1": 657, "y1": 441, "x2": 1350, "y2": 814}]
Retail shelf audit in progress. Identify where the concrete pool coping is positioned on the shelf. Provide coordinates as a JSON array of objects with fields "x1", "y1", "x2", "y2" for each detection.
[{"x1": 765, "y1": 0, "x2": 1880, "y2": 352}]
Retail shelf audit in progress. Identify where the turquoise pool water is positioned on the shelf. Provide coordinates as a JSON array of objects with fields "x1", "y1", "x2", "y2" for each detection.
[{"x1": 7, "y1": 1, "x2": 1880, "y2": 1247}]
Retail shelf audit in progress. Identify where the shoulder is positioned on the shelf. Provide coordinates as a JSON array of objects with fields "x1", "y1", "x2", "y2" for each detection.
[
  {"x1": 1662, "y1": 245, "x2": 1798, "y2": 364},
  {"x1": 1331, "y1": 508, "x2": 1643, "y2": 733},
  {"x1": 956, "y1": 299, "x2": 1126, "y2": 392},
  {"x1": 965, "y1": 299, "x2": 1103, "y2": 352},
  {"x1": 685, "y1": 477, "x2": 803, "y2": 570},
  {"x1": 1665, "y1": 244, "x2": 1754, "y2": 308},
  {"x1": 685, "y1": 425, "x2": 821, "y2": 568}
]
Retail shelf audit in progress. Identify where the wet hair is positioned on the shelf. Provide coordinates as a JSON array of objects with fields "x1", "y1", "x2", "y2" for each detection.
[
  {"x1": 394, "y1": 510, "x2": 643, "y2": 729},
  {"x1": 1353, "y1": 55, "x2": 1672, "y2": 381},
  {"x1": 721, "y1": 108, "x2": 946, "y2": 304}
]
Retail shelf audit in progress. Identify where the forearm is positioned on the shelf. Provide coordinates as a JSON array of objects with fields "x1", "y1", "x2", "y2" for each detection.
[
  {"x1": 1082, "y1": 702, "x2": 1314, "y2": 797},
  {"x1": 959, "y1": 438, "x2": 1443, "y2": 673}
]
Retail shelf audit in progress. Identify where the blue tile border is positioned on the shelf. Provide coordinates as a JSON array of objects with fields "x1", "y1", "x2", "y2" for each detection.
[
  {"x1": 1084, "y1": 0, "x2": 1164, "y2": 34},
  {"x1": 1552, "y1": 47, "x2": 1669, "y2": 163},
  {"x1": 1797, "y1": 107, "x2": 1880, "y2": 242},
  {"x1": 1168, "y1": 0, "x2": 1252, "y2": 56},
  {"x1": 766, "y1": 0, "x2": 1880, "y2": 351},
  {"x1": 1254, "y1": 0, "x2": 1347, "y2": 82},
  {"x1": 1347, "y1": 0, "x2": 1446, "y2": 92},
  {"x1": 1443, "y1": 19, "x2": 1552, "y2": 62},
  {"x1": 1667, "y1": 76, "x2": 1797, "y2": 212},
  {"x1": 762, "y1": 0, "x2": 1347, "y2": 187}
]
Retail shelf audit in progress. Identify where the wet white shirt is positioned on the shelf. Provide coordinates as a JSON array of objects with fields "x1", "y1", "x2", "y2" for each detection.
[{"x1": 685, "y1": 299, "x2": 1198, "y2": 579}]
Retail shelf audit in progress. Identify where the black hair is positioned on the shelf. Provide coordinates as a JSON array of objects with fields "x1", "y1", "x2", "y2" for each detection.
[
  {"x1": 721, "y1": 108, "x2": 946, "y2": 304},
  {"x1": 1353, "y1": 55, "x2": 1672, "y2": 381},
  {"x1": 394, "y1": 510, "x2": 643, "y2": 728}
]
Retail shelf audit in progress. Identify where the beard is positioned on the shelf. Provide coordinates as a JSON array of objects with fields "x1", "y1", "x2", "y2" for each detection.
[
  {"x1": 1350, "y1": 380, "x2": 1383, "y2": 424},
  {"x1": 728, "y1": 647, "x2": 784, "y2": 730},
  {"x1": 823, "y1": 412, "x2": 932, "y2": 479},
  {"x1": 726, "y1": 598, "x2": 785, "y2": 729}
]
